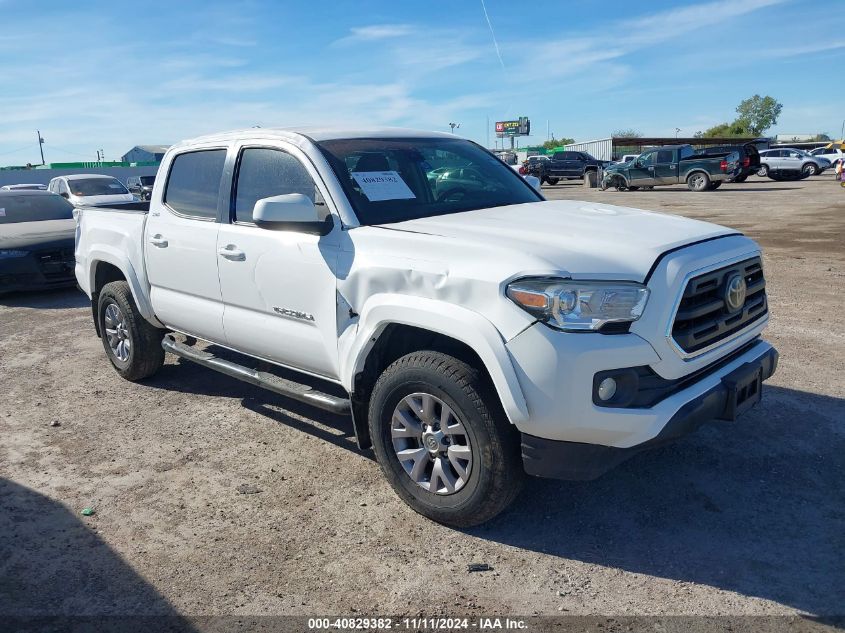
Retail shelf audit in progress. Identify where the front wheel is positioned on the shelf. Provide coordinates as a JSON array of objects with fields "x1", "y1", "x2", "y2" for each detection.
[
  {"x1": 802, "y1": 163, "x2": 817, "y2": 176},
  {"x1": 368, "y1": 351, "x2": 523, "y2": 527},
  {"x1": 757, "y1": 165, "x2": 769, "y2": 177},
  {"x1": 98, "y1": 281, "x2": 165, "y2": 381},
  {"x1": 546, "y1": 177, "x2": 559, "y2": 185},
  {"x1": 687, "y1": 171, "x2": 711, "y2": 191}
]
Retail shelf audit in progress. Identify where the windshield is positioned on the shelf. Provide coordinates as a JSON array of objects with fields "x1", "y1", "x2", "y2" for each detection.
[
  {"x1": 68, "y1": 177, "x2": 129, "y2": 196},
  {"x1": 0, "y1": 194, "x2": 74, "y2": 224},
  {"x1": 316, "y1": 137, "x2": 542, "y2": 225},
  {"x1": 140, "y1": 176, "x2": 155, "y2": 186}
]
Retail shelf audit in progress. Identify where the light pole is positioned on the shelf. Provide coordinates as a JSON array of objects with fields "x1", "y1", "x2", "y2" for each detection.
[
  {"x1": 840, "y1": 119, "x2": 844, "y2": 140},
  {"x1": 675, "y1": 127, "x2": 681, "y2": 138},
  {"x1": 36, "y1": 130, "x2": 45, "y2": 165},
  {"x1": 449, "y1": 122, "x2": 460, "y2": 134}
]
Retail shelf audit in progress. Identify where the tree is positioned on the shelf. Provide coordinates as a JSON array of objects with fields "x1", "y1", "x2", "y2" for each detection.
[
  {"x1": 612, "y1": 129, "x2": 642, "y2": 138},
  {"x1": 734, "y1": 94, "x2": 783, "y2": 136},
  {"x1": 542, "y1": 136, "x2": 574, "y2": 150},
  {"x1": 695, "y1": 120, "x2": 751, "y2": 138}
]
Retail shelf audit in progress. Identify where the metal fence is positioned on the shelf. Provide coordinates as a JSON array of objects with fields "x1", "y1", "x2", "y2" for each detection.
[{"x1": 561, "y1": 138, "x2": 613, "y2": 162}]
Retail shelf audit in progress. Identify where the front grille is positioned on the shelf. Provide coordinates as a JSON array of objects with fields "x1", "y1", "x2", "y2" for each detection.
[
  {"x1": 672, "y1": 257, "x2": 767, "y2": 354},
  {"x1": 36, "y1": 248, "x2": 75, "y2": 280}
]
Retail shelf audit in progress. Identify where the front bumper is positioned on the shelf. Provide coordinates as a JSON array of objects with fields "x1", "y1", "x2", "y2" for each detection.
[
  {"x1": 520, "y1": 343, "x2": 778, "y2": 480},
  {"x1": 0, "y1": 252, "x2": 76, "y2": 295}
]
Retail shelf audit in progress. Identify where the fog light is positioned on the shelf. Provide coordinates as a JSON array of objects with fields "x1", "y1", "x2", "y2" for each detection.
[{"x1": 597, "y1": 377, "x2": 617, "y2": 401}]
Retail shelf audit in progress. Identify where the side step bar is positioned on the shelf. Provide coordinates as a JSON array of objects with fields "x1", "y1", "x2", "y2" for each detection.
[{"x1": 161, "y1": 334, "x2": 350, "y2": 415}]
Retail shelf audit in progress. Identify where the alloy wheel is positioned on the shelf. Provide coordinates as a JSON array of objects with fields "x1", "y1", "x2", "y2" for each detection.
[{"x1": 104, "y1": 303, "x2": 131, "y2": 362}]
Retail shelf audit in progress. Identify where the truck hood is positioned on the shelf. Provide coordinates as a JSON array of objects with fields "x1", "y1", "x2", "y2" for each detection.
[
  {"x1": 376, "y1": 200, "x2": 739, "y2": 281},
  {"x1": 0, "y1": 218, "x2": 76, "y2": 250},
  {"x1": 72, "y1": 193, "x2": 135, "y2": 206}
]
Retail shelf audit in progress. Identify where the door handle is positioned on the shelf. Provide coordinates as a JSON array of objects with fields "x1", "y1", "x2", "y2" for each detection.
[
  {"x1": 149, "y1": 234, "x2": 168, "y2": 248},
  {"x1": 218, "y1": 245, "x2": 246, "y2": 261}
]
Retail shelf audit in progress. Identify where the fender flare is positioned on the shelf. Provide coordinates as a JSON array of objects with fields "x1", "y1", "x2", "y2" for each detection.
[
  {"x1": 340, "y1": 294, "x2": 530, "y2": 426},
  {"x1": 86, "y1": 246, "x2": 162, "y2": 326}
]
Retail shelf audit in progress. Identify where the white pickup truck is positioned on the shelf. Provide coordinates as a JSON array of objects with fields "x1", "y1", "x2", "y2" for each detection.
[{"x1": 75, "y1": 128, "x2": 778, "y2": 526}]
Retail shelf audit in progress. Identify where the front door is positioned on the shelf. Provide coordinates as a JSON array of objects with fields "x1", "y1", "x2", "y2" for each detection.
[
  {"x1": 216, "y1": 143, "x2": 342, "y2": 379},
  {"x1": 145, "y1": 147, "x2": 228, "y2": 342},
  {"x1": 628, "y1": 150, "x2": 656, "y2": 186}
]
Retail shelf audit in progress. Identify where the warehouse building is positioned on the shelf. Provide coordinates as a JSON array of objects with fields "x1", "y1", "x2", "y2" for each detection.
[{"x1": 121, "y1": 145, "x2": 170, "y2": 163}]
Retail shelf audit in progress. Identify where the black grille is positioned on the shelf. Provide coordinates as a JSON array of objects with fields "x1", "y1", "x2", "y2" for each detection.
[
  {"x1": 672, "y1": 257, "x2": 767, "y2": 353},
  {"x1": 36, "y1": 248, "x2": 75, "y2": 280}
]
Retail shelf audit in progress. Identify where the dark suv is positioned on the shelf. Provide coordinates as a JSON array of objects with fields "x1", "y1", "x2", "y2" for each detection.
[
  {"x1": 526, "y1": 151, "x2": 608, "y2": 185},
  {"x1": 126, "y1": 175, "x2": 155, "y2": 200}
]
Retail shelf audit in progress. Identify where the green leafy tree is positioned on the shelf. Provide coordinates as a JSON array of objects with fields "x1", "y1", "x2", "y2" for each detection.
[
  {"x1": 695, "y1": 120, "x2": 751, "y2": 138},
  {"x1": 542, "y1": 136, "x2": 574, "y2": 150},
  {"x1": 612, "y1": 129, "x2": 643, "y2": 138},
  {"x1": 734, "y1": 95, "x2": 783, "y2": 135}
]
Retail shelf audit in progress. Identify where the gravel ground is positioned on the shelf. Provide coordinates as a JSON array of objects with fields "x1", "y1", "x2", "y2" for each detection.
[{"x1": 1, "y1": 175, "x2": 843, "y2": 622}]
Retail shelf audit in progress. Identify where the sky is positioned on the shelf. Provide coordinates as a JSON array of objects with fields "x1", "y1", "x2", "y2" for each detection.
[{"x1": 1, "y1": 0, "x2": 843, "y2": 165}]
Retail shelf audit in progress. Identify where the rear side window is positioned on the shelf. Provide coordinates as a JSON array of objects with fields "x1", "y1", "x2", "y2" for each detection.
[
  {"x1": 164, "y1": 149, "x2": 227, "y2": 219},
  {"x1": 0, "y1": 194, "x2": 74, "y2": 224},
  {"x1": 656, "y1": 150, "x2": 674, "y2": 163},
  {"x1": 233, "y1": 148, "x2": 321, "y2": 224}
]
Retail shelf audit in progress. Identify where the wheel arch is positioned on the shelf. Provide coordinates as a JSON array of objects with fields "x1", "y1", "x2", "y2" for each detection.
[
  {"x1": 87, "y1": 248, "x2": 162, "y2": 332},
  {"x1": 341, "y1": 295, "x2": 530, "y2": 449}
]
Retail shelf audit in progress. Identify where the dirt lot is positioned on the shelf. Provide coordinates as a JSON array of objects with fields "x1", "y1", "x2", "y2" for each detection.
[{"x1": 1, "y1": 175, "x2": 844, "y2": 621}]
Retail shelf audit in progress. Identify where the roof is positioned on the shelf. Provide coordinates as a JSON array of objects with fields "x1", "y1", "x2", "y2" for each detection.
[
  {"x1": 177, "y1": 126, "x2": 456, "y2": 148},
  {"x1": 59, "y1": 173, "x2": 116, "y2": 181},
  {"x1": 130, "y1": 145, "x2": 171, "y2": 153}
]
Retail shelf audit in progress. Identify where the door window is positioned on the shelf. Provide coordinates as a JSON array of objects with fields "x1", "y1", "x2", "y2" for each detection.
[
  {"x1": 233, "y1": 148, "x2": 322, "y2": 224},
  {"x1": 164, "y1": 149, "x2": 227, "y2": 219},
  {"x1": 637, "y1": 151, "x2": 655, "y2": 166},
  {"x1": 655, "y1": 150, "x2": 674, "y2": 163}
]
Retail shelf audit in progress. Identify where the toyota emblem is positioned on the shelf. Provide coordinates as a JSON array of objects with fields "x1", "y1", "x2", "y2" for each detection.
[{"x1": 724, "y1": 274, "x2": 747, "y2": 312}]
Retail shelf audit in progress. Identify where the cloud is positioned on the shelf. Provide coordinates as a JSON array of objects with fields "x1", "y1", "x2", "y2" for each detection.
[{"x1": 334, "y1": 24, "x2": 414, "y2": 45}]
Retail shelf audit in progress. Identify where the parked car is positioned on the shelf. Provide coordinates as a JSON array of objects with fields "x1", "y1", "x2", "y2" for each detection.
[
  {"x1": 0, "y1": 190, "x2": 76, "y2": 294},
  {"x1": 696, "y1": 142, "x2": 761, "y2": 182},
  {"x1": 757, "y1": 149, "x2": 830, "y2": 178},
  {"x1": 614, "y1": 154, "x2": 639, "y2": 164},
  {"x1": 126, "y1": 175, "x2": 156, "y2": 200},
  {"x1": 1, "y1": 183, "x2": 47, "y2": 191},
  {"x1": 75, "y1": 127, "x2": 776, "y2": 527},
  {"x1": 808, "y1": 145, "x2": 844, "y2": 168},
  {"x1": 47, "y1": 174, "x2": 135, "y2": 207},
  {"x1": 527, "y1": 150, "x2": 608, "y2": 185},
  {"x1": 602, "y1": 144, "x2": 741, "y2": 191}
]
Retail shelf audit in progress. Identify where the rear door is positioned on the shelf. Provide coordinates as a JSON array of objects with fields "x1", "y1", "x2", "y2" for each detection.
[
  {"x1": 653, "y1": 149, "x2": 678, "y2": 184},
  {"x1": 144, "y1": 146, "x2": 228, "y2": 342},
  {"x1": 215, "y1": 141, "x2": 342, "y2": 379}
]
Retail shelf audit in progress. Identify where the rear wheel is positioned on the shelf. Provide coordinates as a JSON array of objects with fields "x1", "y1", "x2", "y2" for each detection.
[
  {"x1": 707, "y1": 181, "x2": 722, "y2": 190},
  {"x1": 802, "y1": 163, "x2": 817, "y2": 176},
  {"x1": 757, "y1": 165, "x2": 769, "y2": 177},
  {"x1": 546, "y1": 177, "x2": 559, "y2": 185},
  {"x1": 733, "y1": 174, "x2": 748, "y2": 183},
  {"x1": 368, "y1": 351, "x2": 523, "y2": 527},
  {"x1": 97, "y1": 281, "x2": 165, "y2": 381},
  {"x1": 687, "y1": 171, "x2": 711, "y2": 192}
]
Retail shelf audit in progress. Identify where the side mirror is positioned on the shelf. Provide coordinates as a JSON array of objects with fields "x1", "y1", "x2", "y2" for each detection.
[
  {"x1": 253, "y1": 193, "x2": 332, "y2": 235},
  {"x1": 60, "y1": 192, "x2": 69, "y2": 199},
  {"x1": 524, "y1": 175, "x2": 541, "y2": 192}
]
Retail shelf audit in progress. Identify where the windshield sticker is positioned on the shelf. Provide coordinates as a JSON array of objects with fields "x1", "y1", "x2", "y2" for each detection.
[{"x1": 351, "y1": 171, "x2": 416, "y2": 202}]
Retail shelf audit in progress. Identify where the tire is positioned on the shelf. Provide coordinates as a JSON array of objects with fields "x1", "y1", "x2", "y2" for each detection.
[
  {"x1": 627, "y1": 186, "x2": 640, "y2": 191},
  {"x1": 757, "y1": 165, "x2": 769, "y2": 177},
  {"x1": 97, "y1": 281, "x2": 165, "y2": 381},
  {"x1": 546, "y1": 178, "x2": 559, "y2": 185},
  {"x1": 802, "y1": 163, "x2": 817, "y2": 176},
  {"x1": 368, "y1": 351, "x2": 523, "y2": 527},
  {"x1": 707, "y1": 181, "x2": 722, "y2": 190},
  {"x1": 733, "y1": 174, "x2": 748, "y2": 183},
  {"x1": 687, "y1": 171, "x2": 711, "y2": 192}
]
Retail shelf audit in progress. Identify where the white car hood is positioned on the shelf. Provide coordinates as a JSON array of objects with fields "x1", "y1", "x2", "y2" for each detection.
[
  {"x1": 72, "y1": 193, "x2": 134, "y2": 206},
  {"x1": 375, "y1": 200, "x2": 738, "y2": 280}
]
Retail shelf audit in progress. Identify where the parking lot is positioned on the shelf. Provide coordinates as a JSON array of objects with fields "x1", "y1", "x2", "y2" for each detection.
[{"x1": 1, "y1": 176, "x2": 843, "y2": 618}]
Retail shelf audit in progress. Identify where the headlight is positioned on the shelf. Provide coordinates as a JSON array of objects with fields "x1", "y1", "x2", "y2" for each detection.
[
  {"x1": 0, "y1": 250, "x2": 29, "y2": 259},
  {"x1": 506, "y1": 278, "x2": 649, "y2": 331}
]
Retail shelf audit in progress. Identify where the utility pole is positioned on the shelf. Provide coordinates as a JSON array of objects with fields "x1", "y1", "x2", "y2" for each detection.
[
  {"x1": 675, "y1": 127, "x2": 681, "y2": 138},
  {"x1": 36, "y1": 130, "x2": 45, "y2": 165}
]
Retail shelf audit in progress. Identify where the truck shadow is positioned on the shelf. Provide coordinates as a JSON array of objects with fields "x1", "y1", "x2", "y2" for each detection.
[
  {"x1": 146, "y1": 355, "x2": 368, "y2": 459},
  {"x1": 468, "y1": 385, "x2": 845, "y2": 617},
  {"x1": 0, "y1": 478, "x2": 195, "y2": 628}
]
